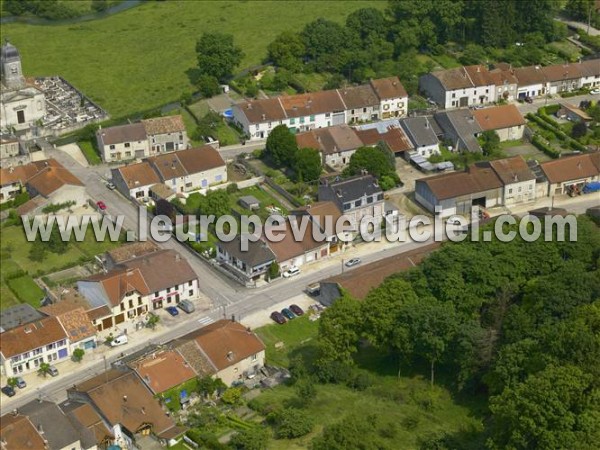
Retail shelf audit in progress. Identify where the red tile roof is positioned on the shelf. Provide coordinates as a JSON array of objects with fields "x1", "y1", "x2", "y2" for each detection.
[
  {"x1": 142, "y1": 115, "x2": 186, "y2": 135},
  {"x1": 370, "y1": 76, "x2": 408, "y2": 99},
  {"x1": 472, "y1": 104, "x2": 525, "y2": 131},
  {"x1": 131, "y1": 350, "x2": 197, "y2": 394},
  {"x1": 540, "y1": 153, "x2": 600, "y2": 184},
  {"x1": 0, "y1": 317, "x2": 68, "y2": 358},
  {"x1": 0, "y1": 413, "x2": 46, "y2": 450}
]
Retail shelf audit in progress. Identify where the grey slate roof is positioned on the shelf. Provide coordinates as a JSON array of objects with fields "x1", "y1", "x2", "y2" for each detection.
[
  {"x1": 400, "y1": 117, "x2": 439, "y2": 147},
  {"x1": 434, "y1": 109, "x2": 482, "y2": 153},
  {"x1": 318, "y1": 174, "x2": 383, "y2": 204},
  {"x1": 218, "y1": 235, "x2": 276, "y2": 267},
  {"x1": 19, "y1": 400, "x2": 85, "y2": 450},
  {"x1": 0, "y1": 304, "x2": 46, "y2": 332}
]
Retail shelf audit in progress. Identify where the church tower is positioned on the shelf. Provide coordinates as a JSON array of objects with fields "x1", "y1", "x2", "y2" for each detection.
[{"x1": 1, "y1": 40, "x2": 25, "y2": 90}]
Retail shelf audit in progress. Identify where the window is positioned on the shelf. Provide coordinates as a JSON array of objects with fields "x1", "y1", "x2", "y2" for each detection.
[
  {"x1": 268, "y1": 122, "x2": 272, "y2": 128},
  {"x1": 109, "y1": 144, "x2": 115, "y2": 150},
  {"x1": 452, "y1": 93, "x2": 456, "y2": 99},
  {"x1": 155, "y1": 291, "x2": 159, "y2": 297},
  {"x1": 355, "y1": 199, "x2": 362, "y2": 207},
  {"x1": 367, "y1": 196, "x2": 373, "y2": 204},
  {"x1": 167, "y1": 287, "x2": 171, "y2": 293},
  {"x1": 325, "y1": 113, "x2": 331, "y2": 118},
  {"x1": 310, "y1": 115, "x2": 315, "y2": 122},
  {"x1": 188, "y1": 281, "x2": 193, "y2": 287},
  {"x1": 33, "y1": 348, "x2": 42, "y2": 355},
  {"x1": 124, "y1": 142, "x2": 131, "y2": 148},
  {"x1": 351, "y1": 109, "x2": 355, "y2": 114},
  {"x1": 290, "y1": 118, "x2": 295, "y2": 125},
  {"x1": 129, "y1": 299, "x2": 134, "y2": 309},
  {"x1": 189, "y1": 290, "x2": 193, "y2": 296},
  {"x1": 363, "y1": 108, "x2": 367, "y2": 113},
  {"x1": 138, "y1": 296, "x2": 143, "y2": 305},
  {"x1": 343, "y1": 203, "x2": 350, "y2": 211},
  {"x1": 508, "y1": 188, "x2": 513, "y2": 194},
  {"x1": 383, "y1": 104, "x2": 389, "y2": 110},
  {"x1": 120, "y1": 303, "x2": 125, "y2": 312},
  {"x1": 518, "y1": 187, "x2": 522, "y2": 193},
  {"x1": 255, "y1": 125, "x2": 259, "y2": 130},
  {"x1": 17, "y1": 110, "x2": 25, "y2": 124},
  {"x1": 252, "y1": 354, "x2": 258, "y2": 361},
  {"x1": 300, "y1": 117, "x2": 305, "y2": 124}
]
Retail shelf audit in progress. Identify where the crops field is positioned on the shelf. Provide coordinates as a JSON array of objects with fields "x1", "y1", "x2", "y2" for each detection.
[{"x1": 3, "y1": 1, "x2": 385, "y2": 117}]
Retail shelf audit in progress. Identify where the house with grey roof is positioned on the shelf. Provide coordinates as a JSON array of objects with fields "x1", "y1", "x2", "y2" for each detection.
[
  {"x1": 0, "y1": 303, "x2": 46, "y2": 332},
  {"x1": 434, "y1": 109, "x2": 482, "y2": 153},
  {"x1": 400, "y1": 117, "x2": 440, "y2": 158},
  {"x1": 216, "y1": 235, "x2": 277, "y2": 283},
  {"x1": 96, "y1": 123, "x2": 149, "y2": 163}
]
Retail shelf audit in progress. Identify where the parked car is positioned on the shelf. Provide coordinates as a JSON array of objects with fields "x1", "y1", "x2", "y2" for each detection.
[
  {"x1": 106, "y1": 182, "x2": 116, "y2": 190},
  {"x1": 345, "y1": 258, "x2": 361, "y2": 268},
  {"x1": 110, "y1": 335, "x2": 128, "y2": 347},
  {"x1": 270, "y1": 311, "x2": 286, "y2": 324},
  {"x1": 96, "y1": 200, "x2": 107, "y2": 211},
  {"x1": 283, "y1": 266, "x2": 300, "y2": 278},
  {"x1": 178, "y1": 299, "x2": 195, "y2": 314},
  {"x1": 524, "y1": 96, "x2": 533, "y2": 104},
  {"x1": 1, "y1": 385, "x2": 16, "y2": 397},
  {"x1": 48, "y1": 365, "x2": 59, "y2": 377},
  {"x1": 591, "y1": 88, "x2": 600, "y2": 95},
  {"x1": 281, "y1": 308, "x2": 295, "y2": 320},
  {"x1": 165, "y1": 306, "x2": 179, "y2": 316},
  {"x1": 15, "y1": 377, "x2": 26, "y2": 389},
  {"x1": 289, "y1": 304, "x2": 304, "y2": 316}
]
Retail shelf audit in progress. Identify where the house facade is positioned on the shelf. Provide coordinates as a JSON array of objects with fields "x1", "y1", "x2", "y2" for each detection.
[
  {"x1": 296, "y1": 124, "x2": 364, "y2": 169},
  {"x1": 370, "y1": 77, "x2": 408, "y2": 119},
  {"x1": 96, "y1": 123, "x2": 149, "y2": 163},
  {"x1": 540, "y1": 153, "x2": 600, "y2": 196},
  {"x1": 401, "y1": 116, "x2": 440, "y2": 157},
  {"x1": 111, "y1": 161, "x2": 161, "y2": 200},
  {"x1": 142, "y1": 115, "x2": 189, "y2": 155},
  {"x1": 472, "y1": 104, "x2": 526, "y2": 142},
  {"x1": 0, "y1": 317, "x2": 70, "y2": 377},
  {"x1": 489, "y1": 156, "x2": 537, "y2": 205},
  {"x1": 216, "y1": 235, "x2": 277, "y2": 282}
]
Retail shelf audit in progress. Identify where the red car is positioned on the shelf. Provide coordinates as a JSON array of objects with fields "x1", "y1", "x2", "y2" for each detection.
[
  {"x1": 289, "y1": 304, "x2": 304, "y2": 316},
  {"x1": 96, "y1": 201, "x2": 107, "y2": 211},
  {"x1": 270, "y1": 311, "x2": 286, "y2": 324}
]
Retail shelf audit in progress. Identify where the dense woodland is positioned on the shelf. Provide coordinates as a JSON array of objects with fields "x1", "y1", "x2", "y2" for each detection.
[{"x1": 302, "y1": 216, "x2": 600, "y2": 449}]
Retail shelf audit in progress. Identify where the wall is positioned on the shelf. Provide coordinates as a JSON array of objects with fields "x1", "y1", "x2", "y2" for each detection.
[
  {"x1": 495, "y1": 125, "x2": 524, "y2": 142},
  {"x1": 0, "y1": 89, "x2": 46, "y2": 130},
  {"x1": 504, "y1": 179, "x2": 536, "y2": 205},
  {"x1": 216, "y1": 350, "x2": 265, "y2": 386},
  {"x1": 99, "y1": 138, "x2": 149, "y2": 163},
  {"x1": 148, "y1": 131, "x2": 189, "y2": 155}
]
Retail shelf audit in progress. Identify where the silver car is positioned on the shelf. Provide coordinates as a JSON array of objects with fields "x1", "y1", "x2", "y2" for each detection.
[
  {"x1": 345, "y1": 258, "x2": 361, "y2": 268},
  {"x1": 178, "y1": 299, "x2": 195, "y2": 314}
]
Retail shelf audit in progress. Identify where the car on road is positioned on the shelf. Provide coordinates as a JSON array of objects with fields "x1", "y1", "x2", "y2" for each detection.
[
  {"x1": 524, "y1": 96, "x2": 533, "y2": 103},
  {"x1": 270, "y1": 311, "x2": 286, "y2": 324},
  {"x1": 289, "y1": 304, "x2": 304, "y2": 316},
  {"x1": 96, "y1": 200, "x2": 107, "y2": 211},
  {"x1": 345, "y1": 258, "x2": 361, "y2": 268},
  {"x1": 110, "y1": 335, "x2": 128, "y2": 347},
  {"x1": 106, "y1": 182, "x2": 116, "y2": 190},
  {"x1": 178, "y1": 299, "x2": 195, "y2": 314},
  {"x1": 283, "y1": 266, "x2": 300, "y2": 278},
  {"x1": 281, "y1": 308, "x2": 295, "y2": 320},
  {"x1": 591, "y1": 88, "x2": 600, "y2": 95},
  {"x1": 166, "y1": 306, "x2": 179, "y2": 316},
  {"x1": 48, "y1": 365, "x2": 59, "y2": 377},
  {"x1": 15, "y1": 377, "x2": 26, "y2": 389},
  {"x1": 1, "y1": 385, "x2": 16, "y2": 397}
]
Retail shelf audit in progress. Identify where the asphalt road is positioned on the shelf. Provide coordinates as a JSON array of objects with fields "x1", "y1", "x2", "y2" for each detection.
[{"x1": 514, "y1": 93, "x2": 596, "y2": 115}]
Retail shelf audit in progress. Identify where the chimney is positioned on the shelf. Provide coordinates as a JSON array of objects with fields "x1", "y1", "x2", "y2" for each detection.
[
  {"x1": 123, "y1": 395, "x2": 128, "y2": 402},
  {"x1": 261, "y1": 114, "x2": 266, "y2": 121},
  {"x1": 577, "y1": 162, "x2": 582, "y2": 169},
  {"x1": 513, "y1": 174, "x2": 518, "y2": 182},
  {"x1": 175, "y1": 253, "x2": 181, "y2": 262},
  {"x1": 141, "y1": 407, "x2": 146, "y2": 415},
  {"x1": 37, "y1": 424, "x2": 44, "y2": 434}
]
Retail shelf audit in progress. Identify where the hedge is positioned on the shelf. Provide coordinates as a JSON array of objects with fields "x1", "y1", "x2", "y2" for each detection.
[
  {"x1": 531, "y1": 134, "x2": 560, "y2": 158},
  {"x1": 527, "y1": 113, "x2": 587, "y2": 150}
]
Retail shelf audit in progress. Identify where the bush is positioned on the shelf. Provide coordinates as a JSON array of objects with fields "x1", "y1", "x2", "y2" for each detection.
[
  {"x1": 272, "y1": 408, "x2": 314, "y2": 439},
  {"x1": 226, "y1": 183, "x2": 239, "y2": 193},
  {"x1": 571, "y1": 121, "x2": 588, "y2": 139},
  {"x1": 295, "y1": 378, "x2": 317, "y2": 403},
  {"x1": 42, "y1": 200, "x2": 76, "y2": 214},
  {"x1": 346, "y1": 371, "x2": 373, "y2": 391},
  {"x1": 197, "y1": 74, "x2": 221, "y2": 98},
  {"x1": 221, "y1": 387, "x2": 243, "y2": 405},
  {"x1": 230, "y1": 427, "x2": 269, "y2": 450},
  {"x1": 313, "y1": 360, "x2": 353, "y2": 384},
  {"x1": 531, "y1": 135, "x2": 560, "y2": 158},
  {"x1": 72, "y1": 348, "x2": 85, "y2": 363},
  {"x1": 186, "y1": 430, "x2": 228, "y2": 450}
]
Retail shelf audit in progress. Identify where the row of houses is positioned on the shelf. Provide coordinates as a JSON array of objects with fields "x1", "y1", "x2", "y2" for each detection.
[
  {"x1": 0, "y1": 158, "x2": 87, "y2": 216},
  {"x1": 232, "y1": 77, "x2": 409, "y2": 140},
  {"x1": 416, "y1": 152, "x2": 600, "y2": 217},
  {"x1": 96, "y1": 114, "x2": 189, "y2": 163},
  {"x1": 110, "y1": 145, "x2": 227, "y2": 201},
  {"x1": 294, "y1": 103, "x2": 527, "y2": 170},
  {"x1": 420, "y1": 59, "x2": 600, "y2": 109},
  {"x1": 1, "y1": 319, "x2": 266, "y2": 449},
  {"x1": 216, "y1": 174, "x2": 387, "y2": 282}
]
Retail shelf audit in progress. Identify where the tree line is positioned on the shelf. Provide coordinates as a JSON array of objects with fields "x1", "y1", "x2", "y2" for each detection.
[{"x1": 312, "y1": 216, "x2": 600, "y2": 449}]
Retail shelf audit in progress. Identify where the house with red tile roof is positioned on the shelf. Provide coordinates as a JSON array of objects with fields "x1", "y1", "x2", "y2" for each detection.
[
  {"x1": 540, "y1": 152, "x2": 600, "y2": 196},
  {"x1": 472, "y1": 104, "x2": 526, "y2": 141}
]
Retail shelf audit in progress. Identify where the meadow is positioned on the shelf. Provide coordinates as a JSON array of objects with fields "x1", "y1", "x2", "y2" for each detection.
[{"x1": 3, "y1": 1, "x2": 385, "y2": 118}]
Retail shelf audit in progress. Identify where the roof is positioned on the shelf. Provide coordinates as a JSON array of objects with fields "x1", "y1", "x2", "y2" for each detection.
[
  {"x1": 369, "y1": 77, "x2": 408, "y2": 99},
  {"x1": 401, "y1": 117, "x2": 439, "y2": 147},
  {"x1": 239, "y1": 195, "x2": 260, "y2": 206},
  {"x1": 540, "y1": 153, "x2": 600, "y2": 183},
  {"x1": 559, "y1": 103, "x2": 592, "y2": 120},
  {"x1": 121, "y1": 249, "x2": 197, "y2": 294},
  {"x1": 97, "y1": 123, "x2": 147, "y2": 146},
  {"x1": 0, "y1": 303, "x2": 45, "y2": 332},
  {"x1": 61, "y1": 402, "x2": 114, "y2": 447},
  {"x1": 513, "y1": 65, "x2": 547, "y2": 86},
  {"x1": 19, "y1": 400, "x2": 83, "y2": 450},
  {"x1": 192, "y1": 320, "x2": 265, "y2": 371},
  {"x1": 69, "y1": 369, "x2": 180, "y2": 439},
  {"x1": 318, "y1": 174, "x2": 383, "y2": 204},
  {"x1": 0, "y1": 158, "x2": 61, "y2": 187},
  {"x1": 236, "y1": 97, "x2": 287, "y2": 124},
  {"x1": 142, "y1": 115, "x2": 186, "y2": 136},
  {"x1": 149, "y1": 183, "x2": 176, "y2": 200},
  {"x1": 0, "y1": 413, "x2": 46, "y2": 450},
  {"x1": 323, "y1": 243, "x2": 440, "y2": 299},
  {"x1": 217, "y1": 235, "x2": 276, "y2": 267},
  {"x1": 337, "y1": 84, "x2": 379, "y2": 108},
  {"x1": 355, "y1": 124, "x2": 413, "y2": 154},
  {"x1": 279, "y1": 89, "x2": 346, "y2": 117},
  {"x1": 541, "y1": 63, "x2": 583, "y2": 82},
  {"x1": 107, "y1": 241, "x2": 160, "y2": 264},
  {"x1": 49, "y1": 307, "x2": 96, "y2": 343},
  {"x1": 0, "y1": 316, "x2": 68, "y2": 358},
  {"x1": 131, "y1": 350, "x2": 197, "y2": 394},
  {"x1": 579, "y1": 58, "x2": 600, "y2": 77},
  {"x1": 87, "y1": 305, "x2": 112, "y2": 322},
  {"x1": 430, "y1": 65, "x2": 493, "y2": 90},
  {"x1": 147, "y1": 146, "x2": 225, "y2": 180},
  {"x1": 417, "y1": 163, "x2": 503, "y2": 200},
  {"x1": 293, "y1": 201, "x2": 343, "y2": 237},
  {"x1": 113, "y1": 162, "x2": 161, "y2": 189},
  {"x1": 489, "y1": 156, "x2": 536, "y2": 184},
  {"x1": 296, "y1": 125, "x2": 363, "y2": 156},
  {"x1": 26, "y1": 166, "x2": 84, "y2": 197},
  {"x1": 472, "y1": 104, "x2": 525, "y2": 131},
  {"x1": 434, "y1": 108, "x2": 482, "y2": 153},
  {"x1": 171, "y1": 339, "x2": 215, "y2": 378},
  {"x1": 488, "y1": 68, "x2": 519, "y2": 86},
  {"x1": 263, "y1": 218, "x2": 325, "y2": 262},
  {"x1": 15, "y1": 195, "x2": 47, "y2": 216},
  {"x1": 82, "y1": 267, "x2": 149, "y2": 307}
]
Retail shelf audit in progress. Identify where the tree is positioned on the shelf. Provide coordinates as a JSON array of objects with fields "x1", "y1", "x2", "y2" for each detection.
[
  {"x1": 230, "y1": 427, "x2": 269, "y2": 450},
  {"x1": 198, "y1": 189, "x2": 231, "y2": 218},
  {"x1": 459, "y1": 44, "x2": 488, "y2": 65},
  {"x1": 147, "y1": 313, "x2": 160, "y2": 330},
  {"x1": 292, "y1": 148, "x2": 322, "y2": 181},
  {"x1": 301, "y1": 18, "x2": 358, "y2": 72},
  {"x1": 267, "y1": 261, "x2": 280, "y2": 280},
  {"x1": 346, "y1": 8, "x2": 387, "y2": 41},
  {"x1": 29, "y1": 240, "x2": 47, "y2": 262},
  {"x1": 272, "y1": 408, "x2": 314, "y2": 439},
  {"x1": 196, "y1": 74, "x2": 221, "y2": 98},
  {"x1": 312, "y1": 413, "x2": 395, "y2": 450},
  {"x1": 197, "y1": 376, "x2": 226, "y2": 398},
  {"x1": 265, "y1": 125, "x2": 297, "y2": 166},
  {"x1": 479, "y1": 130, "x2": 501, "y2": 156},
  {"x1": 38, "y1": 362, "x2": 52, "y2": 377},
  {"x1": 571, "y1": 121, "x2": 587, "y2": 139},
  {"x1": 196, "y1": 32, "x2": 244, "y2": 82},
  {"x1": 221, "y1": 387, "x2": 243, "y2": 405},
  {"x1": 47, "y1": 226, "x2": 68, "y2": 254},
  {"x1": 91, "y1": 0, "x2": 109, "y2": 12},
  {"x1": 72, "y1": 348, "x2": 85, "y2": 363},
  {"x1": 489, "y1": 365, "x2": 600, "y2": 449},
  {"x1": 565, "y1": 0, "x2": 596, "y2": 21},
  {"x1": 7, "y1": 377, "x2": 18, "y2": 388},
  {"x1": 295, "y1": 378, "x2": 317, "y2": 404},
  {"x1": 267, "y1": 31, "x2": 305, "y2": 72},
  {"x1": 345, "y1": 146, "x2": 395, "y2": 179}
]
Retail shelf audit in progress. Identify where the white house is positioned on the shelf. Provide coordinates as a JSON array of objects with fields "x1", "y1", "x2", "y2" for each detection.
[
  {"x1": 513, "y1": 65, "x2": 548, "y2": 100},
  {"x1": 472, "y1": 104, "x2": 526, "y2": 141},
  {"x1": 96, "y1": 123, "x2": 149, "y2": 163},
  {"x1": 579, "y1": 59, "x2": 600, "y2": 88},
  {"x1": 142, "y1": 115, "x2": 189, "y2": 155},
  {"x1": 0, "y1": 317, "x2": 70, "y2": 377},
  {"x1": 111, "y1": 161, "x2": 161, "y2": 200},
  {"x1": 489, "y1": 156, "x2": 537, "y2": 205},
  {"x1": 370, "y1": 77, "x2": 408, "y2": 119},
  {"x1": 401, "y1": 116, "x2": 440, "y2": 157}
]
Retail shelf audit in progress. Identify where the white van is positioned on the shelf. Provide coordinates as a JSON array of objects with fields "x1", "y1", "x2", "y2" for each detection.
[
  {"x1": 111, "y1": 335, "x2": 128, "y2": 347},
  {"x1": 283, "y1": 267, "x2": 300, "y2": 278}
]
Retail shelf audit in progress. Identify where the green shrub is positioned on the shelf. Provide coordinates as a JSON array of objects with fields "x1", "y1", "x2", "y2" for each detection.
[
  {"x1": 347, "y1": 371, "x2": 373, "y2": 391},
  {"x1": 271, "y1": 408, "x2": 314, "y2": 439},
  {"x1": 531, "y1": 134, "x2": 560, "y2": 158}
]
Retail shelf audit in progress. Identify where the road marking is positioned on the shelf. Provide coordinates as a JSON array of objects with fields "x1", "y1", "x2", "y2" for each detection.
[{"x1": 197, "y1": 316, "x2": 215, "y2": 326}]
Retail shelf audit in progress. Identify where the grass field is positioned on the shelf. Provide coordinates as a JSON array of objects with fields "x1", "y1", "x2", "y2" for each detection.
[
  {"x1": 3, "y1": 1, "x2": 385, "y2": 117},
  {"x1": 77, "y1": 140, "x2": 102, "y2": 165},
  {"x1": 0, "y1": 224, "x2": 122, "y2": 310},
  {"x1": 7, "y1": 275, "x2": 45, "y2": 307}
]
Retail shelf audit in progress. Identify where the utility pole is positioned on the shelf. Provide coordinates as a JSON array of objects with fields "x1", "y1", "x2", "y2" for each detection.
[{"x1": 588, "y1": 1, "x2": 592, "y2": 35}]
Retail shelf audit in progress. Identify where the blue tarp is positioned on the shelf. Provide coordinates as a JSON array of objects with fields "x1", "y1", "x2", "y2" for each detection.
[{"x1": 583, "y1": 182, "x2": 600, "y2": 193}]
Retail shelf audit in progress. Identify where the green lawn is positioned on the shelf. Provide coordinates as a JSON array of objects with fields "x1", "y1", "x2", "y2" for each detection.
[
  {"x1": 255, "y1": 316, "x2": 319, "y2": 367},
  {"x1": 7, "y1": 275, "x2": 45, "y2": 307},
  {"x1": 4, "y1": 1, "x2": 384, "y2": 117},
  {"x1": 78, "y1": 140, "x2": 102, "y2": 165}
]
